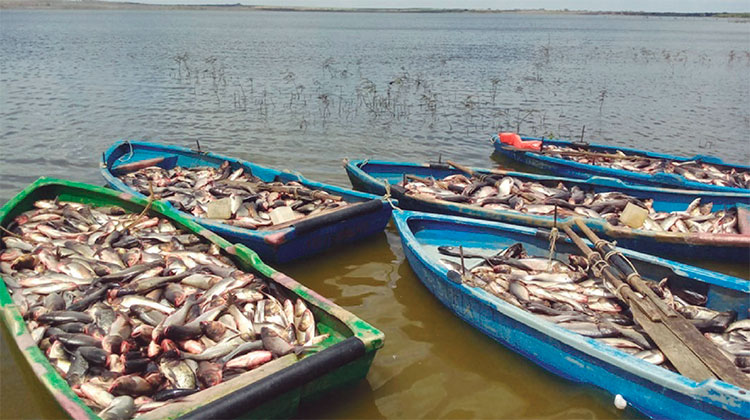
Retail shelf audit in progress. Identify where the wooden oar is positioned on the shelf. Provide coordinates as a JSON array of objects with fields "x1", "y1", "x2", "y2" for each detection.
[
  {"x1": 560, "y1": 224, "x2": 720, "y2": 383},
  {"x1": 445, "y1": 160, "x2": 477, "y2": 177},
  {"x1": 446, "y1": 160, "x2": 506, "y2": 183},
  {"x1": 540, "y1": 148, "x2": 651, "y2": 161},
  {"x1": 216, "y1": 180, "x2": 342, "y2": 201},
  {"x1": 405, "y1": 174, "x2": 436, "y2": 185},
  {"x1": 571, "y1": 219, "x2": 750, "y2": 389}
]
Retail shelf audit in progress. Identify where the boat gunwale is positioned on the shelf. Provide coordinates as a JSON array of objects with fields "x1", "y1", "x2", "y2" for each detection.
[
  {"x1": 393, "y1": 210, "x2": 750, "y2": 417},
  {"x1": 0, "y1": 177, "x2": 385, "y2": 420}
]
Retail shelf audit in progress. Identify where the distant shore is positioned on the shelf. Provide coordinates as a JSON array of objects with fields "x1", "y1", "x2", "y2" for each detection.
[{"x1": 1, "y1": 0, "x2": 749, "y2": 17}]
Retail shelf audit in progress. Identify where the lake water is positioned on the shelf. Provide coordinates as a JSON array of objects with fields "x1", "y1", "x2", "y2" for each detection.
[{"x1": 1, "y1": 9, "x2": 748, "y2": 419}]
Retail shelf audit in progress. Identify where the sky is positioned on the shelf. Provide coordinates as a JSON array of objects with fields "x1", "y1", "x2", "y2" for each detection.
[{"x1": 113, "y1": 0, "x2": 750, "y2": 13}]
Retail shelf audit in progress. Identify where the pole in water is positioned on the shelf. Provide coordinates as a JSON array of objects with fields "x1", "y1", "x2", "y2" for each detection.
[
  {"x1": 438, "y1": 153, "x2": 442, "y2": 164},
  {"x1": 196, "y1": 139, "x2": 201, "y2": 152},
  {"x1": 459, "y1": 245, "x2": 465, "y2": 276},
  {"x1": 580, "y1": 125, "x2": 586, "y2": 143}
]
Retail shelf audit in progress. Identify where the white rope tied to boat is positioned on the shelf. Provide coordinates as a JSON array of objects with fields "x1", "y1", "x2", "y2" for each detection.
[
  {"x1": 383, "y1": 181, "x2": 401, "y2": 212},
  {"x1": 547, "y1": 226, "x2": 559, "y2": 268},
  {"x1": 281, "y1": 169, "x2": 305, "y2": 181},
  {"x1": 117, "y1": 140, "x2": 134, "y2": 163}
]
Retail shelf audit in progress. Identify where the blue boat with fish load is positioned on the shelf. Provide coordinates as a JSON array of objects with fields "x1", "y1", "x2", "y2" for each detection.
[
  {"x1": 344, "y1": 159, "x2": 750, "y2": 262},
  {"x1": 393, "y1": 210, "x2": 750, "y2": 420},
  {"x1": 491, "y1": 132, "x2": 750, "y2": 193},
  {"x1": 102, "y1": 141, "x2": 393, "y2": 263}
]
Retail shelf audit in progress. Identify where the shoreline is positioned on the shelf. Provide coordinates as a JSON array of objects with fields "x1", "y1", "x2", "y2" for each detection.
[{"x1": 1, "y1": 0, "x2": 749, "y2": 17}]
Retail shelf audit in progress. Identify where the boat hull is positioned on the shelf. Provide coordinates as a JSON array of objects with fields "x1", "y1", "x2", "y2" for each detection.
[
  {"x1": 491, "y1": 135, "x2": 750, "y2": 193},
  {"x1": 0, "y1": 178, "x2": 385, "y2": 420},
  {"x1": 345, "y1": 159, "x2": 750, "y2": 262},
  {"x1": 393, "y1": 211, "x2": 750, "y2": 419},
  {"x1": 102, "y1": 141, "x2": 393, "y2": 263}
]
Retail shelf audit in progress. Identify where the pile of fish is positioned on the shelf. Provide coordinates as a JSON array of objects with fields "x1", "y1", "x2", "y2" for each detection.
[
  {"x1": 118, "y1": 161, "x2": 348, "y2": 229},
  {"x1": 401, "y1": 174, "x2": 739, "y2": 234},
  {"x1": 541, "y1": 144, "x2": 750, "y2": 190},
  {"x1": 0, "y1": 200, "x2": 327, "y2": 419},
  {"x1": 439, "y1": 244, "x2": 750, "y2": 374}
]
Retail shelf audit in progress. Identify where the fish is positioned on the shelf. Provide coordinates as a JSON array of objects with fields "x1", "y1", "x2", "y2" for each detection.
[
  {"x1": 0, "y1": 199, "x2": 320, "y2": 419},
  {"x1": 224, "y1": 350, "x2": 273, "y2": 370},
  {"x1": 99, "y1": 396, "x2": 136, "y2": 420},
  {"x1": 159, "y1": 359, "x2": 197, "y2": 390},
  {"x1": 260, "y1": 326, "x2": 294, "y2": 357},
  {"x1": 81, "y1": 382, "x2": 115, "y2": 409},
  {"x1": 544, "y1": 144, "x2": 750, "y2": 190},
  {"x1": 197, "y1": 361, "x2": 223, "y2": 388},
  {"x1": 401, "y1": 173, "x2": 739, "y2": 234},
  {"x1": 153, "y1": 388, "x2": 199, "y2": 401},
  {"x1": 462, "y1": 242, "x2": 745, "y2": 372},
  {"x1": 118, "y1": 163, "x2": 348, "y2": 229},
  {"x1": 218, "y1": 339, "x2": 264, "y2": 364}
]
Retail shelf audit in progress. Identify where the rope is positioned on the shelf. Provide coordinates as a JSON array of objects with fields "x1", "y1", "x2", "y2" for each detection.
[
  {"x1": 0, "y1": 225, "x2": 21, "y2": 238},
  {"x1": 281, "y1": 169, "x2": 305, "y2": 181},
  {"x1": 547, "y1": 226, "x2": 559, "y2": 268},
  {"x1": 590, "y1": 258, "x2": 608, "y2": 277},
  {"x1": 615, "y1": 283, "x2": 630, "y2": 299},
  {"x1": 603, "y1": 247, "x2": 639, "y2": 276},
  {"x1": 625, "y1": 272, "x2": 641, "y2": 283},
  {"x1": 603, "y1": 249, "x2": 619, "y2": 261},
  {"x1": 359, "y1": 158, "x2": 369, "y2": 167},
  {"x1": 117, "y1": 140, "x2": 134, "y2": 163},
  {"x1": 123, "y1": 181, "x2": 156, "y2": 232},
  {"x1": 383, "y1": 181, "x2": 402, "y2": 212}
]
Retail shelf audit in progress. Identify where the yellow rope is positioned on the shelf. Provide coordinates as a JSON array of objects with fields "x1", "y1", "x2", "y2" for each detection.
[
  {"x1": 0, "y1": 225, "x2": 21, "y2": 238},
  {"x1": 123, "y1": 181, "x2": 156, "y2": 232}
]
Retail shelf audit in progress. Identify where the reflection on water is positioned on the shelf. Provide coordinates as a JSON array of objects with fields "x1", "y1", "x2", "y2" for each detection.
[{"x1": 1, "y1": 10, "x2": 747, "y2": 419}]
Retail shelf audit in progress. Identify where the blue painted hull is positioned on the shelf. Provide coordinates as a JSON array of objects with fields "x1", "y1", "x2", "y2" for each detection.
[
  {"x1": 491, "y1": 135, "x2": 750, "y2": 193},
  {"x1": 393, "y1": 211, "x2": 750, "y2": 420},
  {"x1": 101, "y1": 141, "x2": 392, "y2": 263},
  {"x1": 344, "y1": 159, "x2": 750, "y2": 262}
]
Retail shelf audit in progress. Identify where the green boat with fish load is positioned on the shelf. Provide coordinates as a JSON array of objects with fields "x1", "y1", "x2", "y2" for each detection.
[{"x1": 0, "y1": 178, "x2": 384, "y2": 419}]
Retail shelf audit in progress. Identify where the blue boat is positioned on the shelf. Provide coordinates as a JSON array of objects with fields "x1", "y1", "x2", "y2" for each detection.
[
  {"x1": 491, "y1": 133, "x2": 750, "y2": 193},
  {"x1": 102, "y1": 140, "x2": 393, "y2": 263},
  {"x1": 393, "y1": 210, "x2": 750, "y2": 420},
  {"x1": 344, "y1": 159, "x2": 750, "y2": 262}
]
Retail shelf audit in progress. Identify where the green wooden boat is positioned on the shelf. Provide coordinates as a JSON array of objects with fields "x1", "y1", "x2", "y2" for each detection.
[{"x1": 0, "y1": 177, "x2": 384, "y2": 419}]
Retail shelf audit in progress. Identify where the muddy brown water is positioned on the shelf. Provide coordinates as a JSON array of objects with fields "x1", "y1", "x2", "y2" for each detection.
[{"x1": 1, "y1": 9, "x2": 748, "y2": 419}]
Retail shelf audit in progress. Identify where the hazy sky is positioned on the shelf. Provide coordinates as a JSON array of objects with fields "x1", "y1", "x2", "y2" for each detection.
[{"x1": 120, "y1": 0, "x2": 750, "y2": 13}]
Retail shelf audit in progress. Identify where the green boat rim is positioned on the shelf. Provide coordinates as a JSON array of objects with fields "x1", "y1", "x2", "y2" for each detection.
[{"x1": 0, "y1": 177, "x2": 385, "y2": 419}]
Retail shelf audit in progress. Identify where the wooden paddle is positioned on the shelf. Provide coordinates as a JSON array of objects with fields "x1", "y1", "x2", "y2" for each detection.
[
  {"x1": 539, "y1": 148, "x2": 652, "y2": 162},
  {"x1": 562, "y1": 226, "x2": 749, "y2": 388},
  {"x1": 216, "y1": 180, "x2": 342, "y2": 201},
  {"x1": 571, "y1": 219, "x2": 750, "y2": 388}
]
